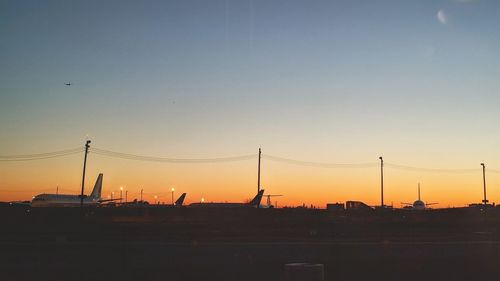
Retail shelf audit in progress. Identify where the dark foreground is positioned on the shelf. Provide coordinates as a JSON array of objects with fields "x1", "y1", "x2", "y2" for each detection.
[{"x1": 2, "y1": 205, "x2": 500, "y2": 281}]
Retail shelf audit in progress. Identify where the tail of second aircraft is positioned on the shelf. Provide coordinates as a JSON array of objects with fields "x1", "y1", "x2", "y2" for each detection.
[
  {"x1": 248, "y1": 189, "x2": 265, "y2": 207},
  {"x1": 90, "y1": 174, "x2": 103, "y2": 199},
  {"x1": 175, "y1": 193, "x2": 187, "y2": 206}
]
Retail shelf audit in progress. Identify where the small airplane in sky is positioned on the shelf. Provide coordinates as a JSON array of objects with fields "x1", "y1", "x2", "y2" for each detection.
[
  {"x1": 64, "y1": 82, "x2": 72, "y2": 86},
  {"x1": 401, "y1": 183, "x2": 437, "y2": 210}
]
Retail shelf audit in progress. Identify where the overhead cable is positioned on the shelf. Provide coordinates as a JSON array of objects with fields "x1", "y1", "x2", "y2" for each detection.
[
  {"x1": 0, "y1": 148, "x2": 83, "y2": 161},
  {"x1": 262, "y1": 154, "x2": 378, "y2": 168},
  {"x1": 385, "y1": 163, "x2": 486, "y2": 174},
  {"x1": 90, "y1": 147, "x2": 256, "y2": 163}
]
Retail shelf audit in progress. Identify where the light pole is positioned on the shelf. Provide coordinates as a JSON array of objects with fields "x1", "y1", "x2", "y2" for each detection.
[
  {"x1": 125, "y1": 190, "x2": 128, "y2": 203},
  {"x1": 154, "y1": 195, "x2": 158, "y2": 205},
  {"x1": 120, "y1": 187, "x2": 123, "y2": 203},
  {"x1": 80, "y1": 140, "x2": 91, "y2": 211},
  {"x1": 481, "y1": 163, "x2": 488, "y2": 205},
  {"x1": 258, "y1": 148, "x2": 261, "y2": 194},
  {"x1": 201, "y1": 197, "x2": 205, "y2": 203},
  {"x1": 171, "y1": 187, "x2": 175, "y2": 205},
  {"x1": 379, "y1": 156, "x2": 384, "y2": 208}
]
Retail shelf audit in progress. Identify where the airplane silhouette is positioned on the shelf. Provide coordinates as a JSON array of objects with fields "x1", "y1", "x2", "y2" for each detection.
[{"x1": 65, "y1": 82, "x2": 72, "y2": 86}]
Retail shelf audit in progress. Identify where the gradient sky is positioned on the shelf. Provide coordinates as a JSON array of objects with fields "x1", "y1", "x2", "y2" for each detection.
[{"x1": 2, "y1": 0, "x2": 500, "y2": 207}]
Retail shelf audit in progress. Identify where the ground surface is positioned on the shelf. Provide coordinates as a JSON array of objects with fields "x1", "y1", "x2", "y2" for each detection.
[{"x1": 2, "y1": 205, "x2": 500, "y2": 281}]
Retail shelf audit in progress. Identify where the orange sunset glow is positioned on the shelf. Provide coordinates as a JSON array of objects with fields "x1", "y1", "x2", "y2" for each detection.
[{"x1": 2, "y1": 145, "x2": 500, "y2": 208}]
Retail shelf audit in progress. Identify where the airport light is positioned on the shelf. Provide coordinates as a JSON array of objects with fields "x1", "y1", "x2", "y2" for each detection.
[
  {"x1": 120, "y1": 186, "x2": 123, "y2": 203},
  {"x1": 171, "y1": 187, "x2": 175, "y2": 205},
  {"x1": 201, "y1": 197, "x2": 205, "y2": 203},
  {"x1": 111, "y1": 191, "x2": 114, "y2": 200},
  {"x1": 125, "y1": 190, "x2": 128, "y2": 203},
  {"x1": 154, "y1": 195, "x2": 158, "y2": 205}
]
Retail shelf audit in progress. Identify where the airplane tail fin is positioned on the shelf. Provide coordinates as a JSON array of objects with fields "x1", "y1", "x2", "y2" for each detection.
[
  {"x1": 248, "y1": 189, "x2": 265, "y2": 207},
  {"x1": 175, "y1": 193, "x2": 187, "y2": 206},
  {"x1": 90, "y1": 174, "x2": 103, "y2": 199}
]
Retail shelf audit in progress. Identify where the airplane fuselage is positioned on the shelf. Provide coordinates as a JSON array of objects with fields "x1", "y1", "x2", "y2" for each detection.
[
  {"x1": 31, "y1": 194, "x2": 100, "y2": 207},
  {"x1": 188, "y1": 203, "x2": 254, "y2": 208}
]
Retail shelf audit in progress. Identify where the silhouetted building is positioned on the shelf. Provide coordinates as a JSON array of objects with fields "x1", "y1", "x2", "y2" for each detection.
[
  {"x1": 346, "y1": 201, "x2": 373, "y2": 211},
  {"x1": 326, "y1": 203, "x2": 345, "y2": 211}
]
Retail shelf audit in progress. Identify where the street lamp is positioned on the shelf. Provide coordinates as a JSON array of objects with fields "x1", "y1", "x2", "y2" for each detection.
[
  {"x1": 154, "y1": 195, "x2": 158, "y2": 205},
  {"x1": 481, "y1": 163, "x2": 488, "y2": 205},
  {"x1": 379, "y1": 156, "x2": 384, "y2": 208},
  {"x1": 125, "y1": 190, "x2": 128, "y2": 203},
  {"x1": 120, "y1": 186, "x2": 124, "y2": 203},
  {"x1": 171, "y1": 187, "x2": 175, "y2": 205}
]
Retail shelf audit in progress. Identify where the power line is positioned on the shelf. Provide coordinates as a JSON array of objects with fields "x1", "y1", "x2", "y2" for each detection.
[
  {"x1": 0, "y1": 147, "x2": 82, "y2": 159},
  {"x1": 385, "y1": 163, "x2": 500, "y2": 174},
  {"x1": 385, "y1": 163, "x2": 481, "y2": 174},
  {"x1": 3, "y1": 146, "x2": 500, "y2": 174},
  {"x1": 0, "y1": 148, "x2": 83, "y2": 161},
  {"x1": 262, "y1": 154, "x2": 378, "y2": 168},
  {"x1": 90, "y1": 147, "x2": 256, "y2": 163}
]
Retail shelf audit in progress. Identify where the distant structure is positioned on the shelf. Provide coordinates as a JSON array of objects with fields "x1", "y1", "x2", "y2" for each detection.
[
  {"x1": 326, "y1": 203, "x2": 345, "y2": 211},
  {"x1": 346, "y1": 201, "x2": 373, "y2": 211}
]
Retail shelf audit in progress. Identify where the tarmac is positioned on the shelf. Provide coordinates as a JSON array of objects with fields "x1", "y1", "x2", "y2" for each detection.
[{"x1": 2, "y1": 204, "x2": 500, "y2": 281}]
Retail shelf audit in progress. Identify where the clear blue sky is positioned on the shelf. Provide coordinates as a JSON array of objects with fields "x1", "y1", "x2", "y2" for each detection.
[{"x1": 1, "y1": 1, "x2": 500, "y2": 185}]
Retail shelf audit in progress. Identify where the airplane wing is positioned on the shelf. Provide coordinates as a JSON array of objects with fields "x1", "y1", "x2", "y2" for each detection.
[
  {"x1": 98, "y1": 198, "x2": 122, "y2": 203},
  {"x1": 9, "y1": 201, "x2": 31, "y2": 206},
  {"x1": 401, "y1": 202, "x2": 412, "y2": 205},
  {"x1": 426, "y1": 203, "x2": 438, "y2": 206}
]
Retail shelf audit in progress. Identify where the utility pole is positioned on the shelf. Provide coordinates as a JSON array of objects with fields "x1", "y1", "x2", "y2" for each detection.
[
  {"x1": 257, "y1": 148, "x2": 261, "y2": 194},
  {"x1": 379, "y1": 156, "x2": 384, "y2": 208},
  {"x1": 257, "y1": 148, "x2": 261, "y2": 209},
  {"x1": 80, "y1": 140, "x2": 91, "y2": 211},
  {"x1": 481, "y1": 163, "x2": 488, "y2": 205}
]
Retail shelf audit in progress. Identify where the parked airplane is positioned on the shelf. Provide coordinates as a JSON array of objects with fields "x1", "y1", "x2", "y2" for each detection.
[
  {"x1": 188, "y1": 190, "x2": 264, "y2": 208},
  {"x1": 30, "y1": 174, "x2": 117, "y2": 207},
  {"x1": 401, "y1": 183, "x2": 437, "y2": 210},
  {"x1": 174, "y1": 193, "x2": 187, "y2": 206}
]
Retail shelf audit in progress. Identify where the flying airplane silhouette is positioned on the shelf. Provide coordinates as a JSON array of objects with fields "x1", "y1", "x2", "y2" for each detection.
[{"x1": 65, "y1": 82, "x2": 72, "y2": 86}]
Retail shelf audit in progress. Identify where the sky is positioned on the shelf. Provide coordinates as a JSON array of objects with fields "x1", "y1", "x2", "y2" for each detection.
[{"x1": 1, "y1": 0, "x2": 500, "y2": 207}]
